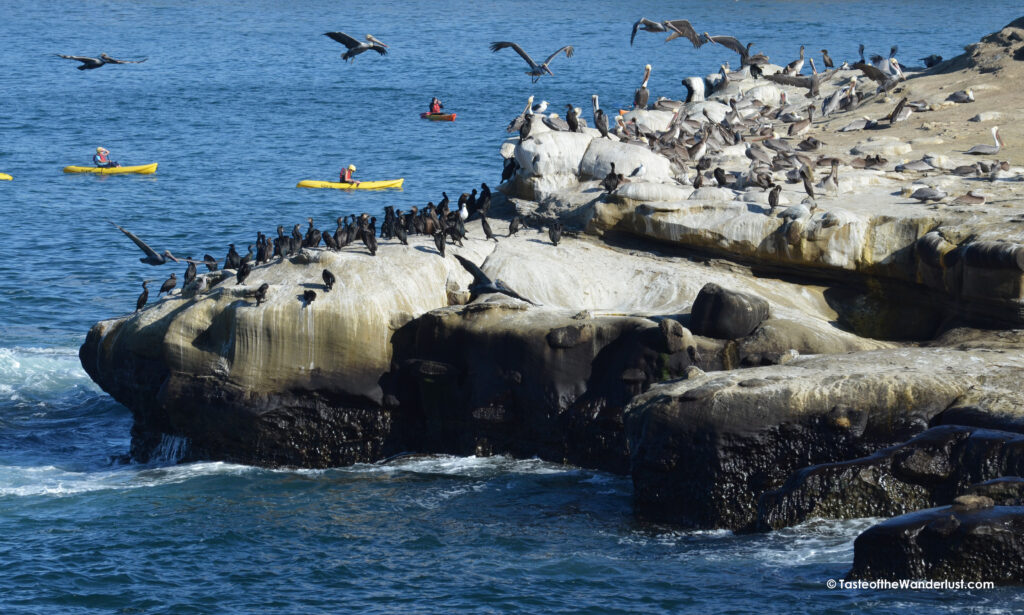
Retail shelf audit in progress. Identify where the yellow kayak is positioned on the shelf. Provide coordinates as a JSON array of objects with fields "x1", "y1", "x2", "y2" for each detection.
[
  {"x1": 297, "y1": 178, "x2": 404, "y2": 190},
  {"x1": 0, "y1": 173, "x2": 11, "y2": 181},
  {"x1": 63, "y1": 163, "x2": 158, "y2": 175}
]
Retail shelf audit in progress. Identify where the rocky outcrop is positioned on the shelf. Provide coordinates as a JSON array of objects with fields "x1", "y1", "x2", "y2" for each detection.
[
  {"x1": 688, "y1": 283, "x2": 770, "y2": 340},
  {"x1": 82, "y1": 220, "x2": 886, "y2": 469},
  {"x1": 624, "y1": 348, "x2": 1024, "y2": 530},
  {"x1": 756, "y1": 425, "x2": 1024, "y2": 531},
  {"x1": 849, "y1": 502, "x2": 1024, "y2": 584}
]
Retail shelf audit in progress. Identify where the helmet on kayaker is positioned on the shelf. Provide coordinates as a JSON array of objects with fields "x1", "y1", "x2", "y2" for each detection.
[
  {"x1": 97, "y1": 147, "x2": 108, "y2": 153},
  {"x1": 348, "y1": 164, "x2": 356, "y2": 171}
]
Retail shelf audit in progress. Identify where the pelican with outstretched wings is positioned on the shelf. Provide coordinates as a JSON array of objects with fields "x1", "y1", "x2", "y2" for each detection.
[
  {"x1": 108, "y1": 221, "x2": 179, "y2": 266},
  {"x1": 57, "y1": 54, "x2": 147, "y2": 70},
  {"x1": 489, "y1": 41, "x2": 574, "y2": 83},
  {"x1": 324, "y1": 32, "x2": 389, "y2": 62}
]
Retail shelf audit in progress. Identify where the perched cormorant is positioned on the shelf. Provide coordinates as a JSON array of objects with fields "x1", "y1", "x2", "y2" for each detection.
[
  {"x1": 433, "y1": 232, "x2": 446, "y2": 257},
  {"x1": 454, "y1": 254, "x2": 537, "y2": 305},
  {"x1": 109, "y1": 221, "x2": 179, "y2": 265},
  {"x1": 324, "y1": 32, "x2": 388, "y2": 62},
  {"x1": 236, "y1": 262, "x2": 252, "y2": 285},
  {"x1": 135, "y1": 281, "x2": 149, "y2": 312},
  {"x1": 225, "y1": 244, "x2": 241, "y2": 270},
  {"x1": 203, "y1": 254, "x2": 219, "y2": 271},
  {"x1": 820, "y1": 49, "x2": 834, "y2": 69},
  {"x1": 548, "y1": 221, "x2": 562, "y2": 246},
  {"x1": 302, "y1": 289, "x2": 317, "y2": 306},
  {"x1": 184, "y1": 259, "x2": 197, "y2": 287},
  {"x1": 592, "y1": 94, "x2": 610, "y2": 139},
  {"x1": 158, "y1": 273, "x2": 176, "y2": 296},
  {"x1": 768, "y1": 185, "x2": 781, "y2": 210},
  {"x1": 489, "y1": 41, "x2": 574, "y2": 83},
  {"x1": 481, "y1": 216, "x2": 498, "y2": 242},
  {"x1": 323, "y1": 269, "x2": 336, "y2": 292},
  {"x1": 566, "y1": 104, "x2": 580, "y2": 132},
  {"x1": 508, "y1": 216, "x2": 522, "y2": 238},
  {"x1": 253, "y1": 283, "x2": 269, "y2": 306}
]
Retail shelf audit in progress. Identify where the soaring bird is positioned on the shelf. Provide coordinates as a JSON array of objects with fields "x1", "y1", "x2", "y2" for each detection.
[
  {"x1": 489, "y1": 41, "x2": 574, "y2": 83},
  {"x1": 109, "y1": 221, "x2": 179, "y2": 265},
  {"x1": 634, "y1": 64, "x2": 652, "y2": 109},
  {"x1": 57, "y1": 53, "x2": 147, "y2": 70},
  {"x1": 324, "y1": 32, "x2": 389, "y2": 62},
  {"x1": 631, "y1": 18, "x2": 703, "y2": 47},
  {"x1": 453, "y1": 255, "x2": 537, "y2": 305}
]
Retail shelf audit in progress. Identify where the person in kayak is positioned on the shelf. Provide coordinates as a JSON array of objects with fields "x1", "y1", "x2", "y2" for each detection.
[
  {"x1": 339, "y1": 164, "x2": 360, "y2": 185},
  {"x1": 93, "y1": 147, "x2": 120, "y2": 168},
  {"x1": 429, "y1": 97, "x2": 443, "y2": 114}
]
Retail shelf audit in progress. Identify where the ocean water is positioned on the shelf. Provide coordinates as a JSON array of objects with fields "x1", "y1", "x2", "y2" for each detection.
[{"x1": 2, "y1": 1, "x2": 1023, "y2": 611}]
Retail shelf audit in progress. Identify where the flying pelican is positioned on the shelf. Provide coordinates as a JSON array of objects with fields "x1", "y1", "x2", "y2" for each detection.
[
  {"x1": 631, "y1": 18, "x2": 703, "y2": 47},
  {"x1": 766, "y1": 61, "x2": 835, "y2": 97},
  {"x1": 57, "y1": 54, "x2": 147, "y2": 70},
  {"x1": 109, "y1": 221, "x2": 180, "y2": 266},
  {"x1": 323, "y1": 32, "x2": 389, "y2": 62},
  {"x1": 634, "y1": 64, "x2": 652, "y2": 109},
  {"x1": 489, "y1": 41, "x2": 574, "y2": 82},
  {"x1": 699, "y1": 34, "x2": 766, "y2": 67},
  {"x1": 592, "y1": 94, "x2": 610, "y2": 139},
  {"x1": 966, "y1": 126, "x2": 1003, "y2": 155}
]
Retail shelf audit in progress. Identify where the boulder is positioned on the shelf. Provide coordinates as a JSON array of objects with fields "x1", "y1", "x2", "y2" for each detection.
[
  {"x1": 848, "y1": 504, "x2": 1024, "y2": 584},
  {"x1": 756, "y1": 425, "x2": 1024, "y2": 531},
  {"x1": 688, "y1": 283, "x2": 770, "y2": 339},
  {"x1": 579, "y1": 138, "x2": 674, "y2": 185},
  {"x1": 625, "y1": 347, "x2": 1024, "y2": 530}
]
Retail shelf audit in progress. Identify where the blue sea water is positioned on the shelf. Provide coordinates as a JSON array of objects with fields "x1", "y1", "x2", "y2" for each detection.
[{"x1": 2, "y1": 0, "x2": 1023, "y2": 611}]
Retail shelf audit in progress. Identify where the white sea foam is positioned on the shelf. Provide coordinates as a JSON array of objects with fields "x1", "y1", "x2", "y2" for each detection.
[
  {"x1": 0, "y1": 346, "x2": 98, "y2": 402},
  {"x1": 0, "y1": 460, "x2": 255, "y2": 498}
]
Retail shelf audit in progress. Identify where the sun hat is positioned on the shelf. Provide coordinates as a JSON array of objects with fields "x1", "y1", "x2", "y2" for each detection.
[{"x1": 348, "y1": 164, "x2": 356, "y2": 171}]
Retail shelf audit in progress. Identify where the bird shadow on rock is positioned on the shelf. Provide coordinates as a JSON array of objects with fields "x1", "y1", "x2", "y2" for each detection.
[
  {"x1": 526, "y1": 238, "x2": 553, "y2": 245},
  {"x1": 413, "y1": 245, "x2": 443, "y2": 256},
  {"x1": 299, "y1": 283, "x2": 327, "y2": 290}
]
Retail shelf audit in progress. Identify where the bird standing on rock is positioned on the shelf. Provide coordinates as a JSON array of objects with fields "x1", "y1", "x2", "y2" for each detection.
[
  {"x1": 508, "y1": 216, "x2": 522, "y2": 237},
  {"x1": 481, "y1": 215, "x2": 499, "y2": 242},
  {"x1": 236, "y1": 262, "x2": 252, "y2": 285},
  {"x1": 549, "y1": 221, "x2": 562, "y2": 246},
  {"x1": 135, "y1": 281, "x2": 149, "y2": 312},
  {"x1": 158, "y1": 273, "x2": 176, "y2": 296},
  {"x1": 302, "y1": 290, "x2": 317, "y2": 307},
  {"x1": 433, "y1": 232, "x2": 446, "y2": 258},
  {"x1": 253, "y1": 283, "x2": 269, "y2": 306},
  {"x1": 323, "y1": 269, "x2": 336, "y2": 292}
]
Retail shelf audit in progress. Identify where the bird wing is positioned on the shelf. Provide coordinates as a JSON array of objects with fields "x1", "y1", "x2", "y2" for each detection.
[
  {"x1": 100, "y1": 54, "x2": 147, "y2": 64},
  {"x1": 57, "y1": 54, "x2": 97, "y2": 63},
  {"x1": 490, "y1": 41, "x2": 537, "y2": 69},
  {"x1": 109, "y1": 221, "x2": 161, "y2": 260},
  {"x1": 764, "y1": 72, "x2": 813, "y2": 89},
  {"x1": 324, "y1": 31, "x2": 361, "y2": 49},
  {"x1": 664, "y1": 20, "x2": 703, "y2": 47},
  {"x1": 543, "y1": 45, "x2": 574, "y2": 66},
  {"x1": 369, "y1": 44, "x2": 388, "y2": 56},
  {"x1": 707, "y1": 35, "x2": 744, "y2": 55},
  {"x1": 630, "y1": 17, "x2": 661, "y2": 45},
  {"x1": 495, "y1": 280, "x2": 538, "y2": 305},
  {"x1": 852, "y1": 61, "x2": 888, "y2": 83},
  {"x1": 453, "y1": 254, "x2": 492, "y2": 287}
]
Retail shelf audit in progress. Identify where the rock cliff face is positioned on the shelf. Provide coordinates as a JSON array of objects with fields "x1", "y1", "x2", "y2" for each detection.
[
  {"x1": 83, "y1": 220, "x2": 886, "y2": 470},
  {"x1": 623, "y1": 348, "x2": 1024, "y2": 530}
]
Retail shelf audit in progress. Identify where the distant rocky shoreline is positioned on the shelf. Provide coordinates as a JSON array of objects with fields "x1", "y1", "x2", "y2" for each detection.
[{"x1": 83, "y1": 19, "x2": 1024, "y2": 585}]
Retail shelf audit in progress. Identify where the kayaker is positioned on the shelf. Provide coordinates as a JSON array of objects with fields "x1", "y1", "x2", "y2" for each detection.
[
  {"x1": 339, "y1": 164, "x2": 360, "y2": 185},
  {"x1": 429, "y1": 97, "x2": 443, "y2": 114},
  {"x1": 93, "y1": 147, "x2": 120, "y2": 168}
]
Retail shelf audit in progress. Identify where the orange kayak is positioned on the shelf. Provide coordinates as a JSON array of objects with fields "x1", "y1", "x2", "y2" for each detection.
[{"x1": 421, "y1": 112, "x2": 456, "y2": 122}]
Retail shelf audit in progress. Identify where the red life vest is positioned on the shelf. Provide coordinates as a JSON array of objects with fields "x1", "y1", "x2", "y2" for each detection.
[
  {"x1": 340, "y1": 168, "x2": 352, "y2": 182},
  {"x1": 430, "y1": 102, "x2": 441, "y2": 114}
]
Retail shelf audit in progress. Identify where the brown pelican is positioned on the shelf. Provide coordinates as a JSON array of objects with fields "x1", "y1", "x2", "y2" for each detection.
[
  {"x1": 966, "y1": 127, "x2": 1003, "y2": 155},
  {"x1": 783, "y1": 45, "x2": 806, "y2": 76},
  {"x1": 489, "y1": 41, "x2": 574, "y2": 82},
  {"x1": 681, "y1": 76, "x2": 705, "y2": 102},
  {"x1": 700, "y1": 34, "x2": 765, "y2": 67},
  {"x1": 952, "y1": 191, "x2": 986, "y2": 205},
  {"x1": 634, "y1": 64, "x2": 652, "y2": 109},
  {"x1": 766, "y1": 60, "x2": 833, "y2": 97},
  {"x1": 506, "y1": 95, "x2": 535, "y2": 133},
  {"x1": 787, "y1": 106, "x2": 815, "y2": 137},
  {"x1": 592, "y1": 94, "x2": 610, "y2": 139},
  {"x1": 909, "y1": 187, "x2": 946, "y2": 202},
  {"x1": 946, "y1": 89, "x2": 975, "y2": 103},
  {"x1": 662, "y1": 20, "x2": 705, "y2": 47},
  {"x1": 324, "y1": 32, "x2": 388, "y2": 62},
  {"x1": 821, "y1": 49, "x2": 834, "y2": 69},
  {"x1": 109, "y1": 221, "x2": 180, "y2": 266},
  {"x1": 57, "y1": 54, "x2": 147, "y2": 70}
]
